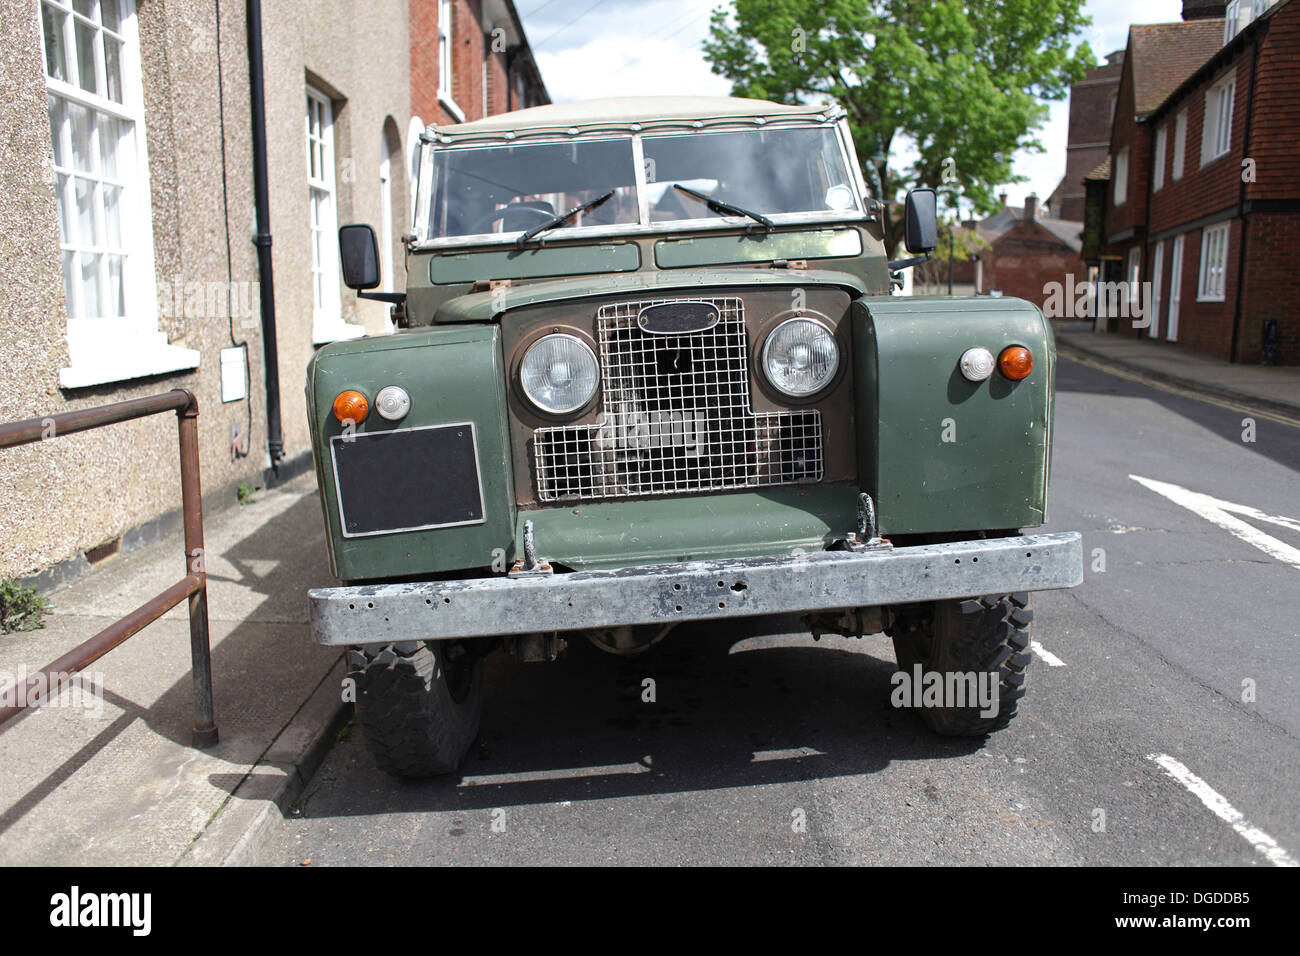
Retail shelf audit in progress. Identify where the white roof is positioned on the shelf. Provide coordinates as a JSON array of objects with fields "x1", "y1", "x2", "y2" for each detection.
[{"x1": 429, "y1": 96, "x2": 839, "y2": 139}]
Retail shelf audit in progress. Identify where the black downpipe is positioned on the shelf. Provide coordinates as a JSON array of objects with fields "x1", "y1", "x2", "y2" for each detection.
[
  {"x1": 1229, "y1": 33, "x2": 1260, "y2": 365},
  {"x1": 246, "y1": 0, "x2": 284, "y2": 468}
]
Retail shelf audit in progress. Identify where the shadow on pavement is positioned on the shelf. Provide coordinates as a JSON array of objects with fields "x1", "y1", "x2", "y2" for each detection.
[
  {"x1": 0, "y1": 490, "x2": 336, "y2": 849},
  {"x1": 1056, "y1": 356, "x2": 1300, "y2": 474},
  {"x1": 278, "y1": 619, "x2": 987, "y2": 817}
]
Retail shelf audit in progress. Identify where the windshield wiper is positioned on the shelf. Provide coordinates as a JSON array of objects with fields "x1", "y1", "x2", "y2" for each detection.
[
  {"x1": 672, "y1": 183, "x2": 774, "y2": 232},
  {"x1": 516, "y1": 189, "x2": 616, "y2": 248}
]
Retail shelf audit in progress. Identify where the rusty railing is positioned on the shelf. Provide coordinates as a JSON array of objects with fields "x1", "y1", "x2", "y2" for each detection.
[{"x1": 0, "y1": 389, "x2": 218, "y2": 747}]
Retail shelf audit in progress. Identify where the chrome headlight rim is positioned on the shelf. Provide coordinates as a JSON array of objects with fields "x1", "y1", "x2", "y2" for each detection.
[
  {"x1": 518, "y1": 331, "x2": 601, "y2": 417},
  {"x1": 760, "y1": 316, "x2": 841, "y2": 399}
]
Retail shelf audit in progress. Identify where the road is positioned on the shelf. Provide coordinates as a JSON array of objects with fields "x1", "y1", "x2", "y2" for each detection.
[{"x1": 257, "y1": 356, "x2": 1300, "y2": 866}]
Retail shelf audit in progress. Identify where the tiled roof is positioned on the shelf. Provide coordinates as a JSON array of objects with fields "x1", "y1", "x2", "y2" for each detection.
[
  {"x1": 976, "y1": 208, "x2": 1083, "y2": 252},
  {"x1": 1085, "y1": 157, "x2": 1111, "y2": 181},
  {"x1": 1129, "y1": 20, "x2": 1226, "y2": 116}
]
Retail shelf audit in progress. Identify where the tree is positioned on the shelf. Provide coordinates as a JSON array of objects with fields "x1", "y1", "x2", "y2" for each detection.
[
  {"x1": 703, "y1": 0, "x2": 1093, "y2": 256},
  {"x1": 913, "y1": 220, "x2": 989, "y2": 295}
]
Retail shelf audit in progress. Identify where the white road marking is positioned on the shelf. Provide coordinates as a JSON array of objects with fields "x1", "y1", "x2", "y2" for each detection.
[
  {"x1": 1029, "y1": 641, "x2": 1066, "y2": 666},
  {"x1": 460, "y1": 762, "x2": 650, "y2": 786},
  {"x1": 1147, "y1": 753, "x2": 1298, "y2": 866},
  {"x1": 1130, "y1": 475, "x2": 1300, "y2": 571}
]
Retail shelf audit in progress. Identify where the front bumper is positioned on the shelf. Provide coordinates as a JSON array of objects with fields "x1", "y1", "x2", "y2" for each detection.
[{"x1": 308, "y1": 531, "x2": 1083, "y2": 646}]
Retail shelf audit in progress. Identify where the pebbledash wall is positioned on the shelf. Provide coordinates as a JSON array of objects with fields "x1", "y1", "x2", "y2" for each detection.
[{"x1": 0, "y1": 0, "x2": 410, "y2": 583}]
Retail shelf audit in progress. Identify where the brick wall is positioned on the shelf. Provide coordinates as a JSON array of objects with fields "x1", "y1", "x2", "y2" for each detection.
[
  {"x1": 1148, "y1": 56, "x2": 1248, "y2": 236},
  {"x1": 1106, "y1": 61, "x2": 1152, "y2": 237},
  {"x1": 410, "y1": 0, "x2": 489, "y2": 125},
  {"x1": 1053, "y1": 58, "x2": 1123, "y2": 221},
  {"x1": 984, "y1": 221, "x2": 1082, "y2": 309}
]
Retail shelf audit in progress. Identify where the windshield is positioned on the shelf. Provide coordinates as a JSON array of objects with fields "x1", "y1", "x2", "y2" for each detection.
[
  {"x1": 422, "y1": 125, "x2": 860, "y2": 242},
  {"x1": 643, "y1": 127, "x2": 857, "y2": 222},
  {"x1": 427, "y1": 137, "x2": 638, "y2": 240}
]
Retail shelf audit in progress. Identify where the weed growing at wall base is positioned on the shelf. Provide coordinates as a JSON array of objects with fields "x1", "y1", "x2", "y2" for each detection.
[{"x1": 0, "y1": 579, "x2": 47, "y2": 633}]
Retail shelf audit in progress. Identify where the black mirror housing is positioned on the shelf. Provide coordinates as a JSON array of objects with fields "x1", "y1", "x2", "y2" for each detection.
[
  {"x1": 903, "y1": 187, "x2": 938, "y2": 255},
  {"x1": 339, "y1": 223, "x2": 381, "y2": 291}
]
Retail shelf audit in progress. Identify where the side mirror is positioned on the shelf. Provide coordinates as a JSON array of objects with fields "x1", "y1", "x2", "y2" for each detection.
[
  {"x1": 903, "y1": 187, "x2": 938, "y2": 255},
  {"x1": 339, "y1": 224, "x2": 380, "y2": 291}
]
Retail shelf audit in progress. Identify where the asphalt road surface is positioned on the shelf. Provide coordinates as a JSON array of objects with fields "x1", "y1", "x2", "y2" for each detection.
[{"x1": 258, "y1": 357, "x2": 1300, "y2": 866}]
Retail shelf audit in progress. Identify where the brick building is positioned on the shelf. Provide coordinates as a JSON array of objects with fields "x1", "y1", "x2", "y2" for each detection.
[
  {"x1": 977, "y1": 195, "x2": 1083, "y2": 307},
  {"x1": 410, "y1": 0, "x2": 548, "y2": 130},
  {"x1": 1047, "y1": 51, "x2": 1125, "y2": 222},
  {"x1": 1084, "y1": 0, "x2": 1299, "y2": 364}
]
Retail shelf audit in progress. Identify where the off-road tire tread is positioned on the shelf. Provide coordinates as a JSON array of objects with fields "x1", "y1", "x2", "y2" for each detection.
[
  {"x1": 347, "y1": 642, "x2": 482, "y2": 778},
  {"x1": 891, "y1": 594, "x2": 1034, "y2": 737}
]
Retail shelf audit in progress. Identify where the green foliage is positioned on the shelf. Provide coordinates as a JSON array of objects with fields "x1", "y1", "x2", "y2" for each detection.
[
  {"x1": 1, "y1": 579, "x2": 48, "y2": 634},
  {"x1": 237, "y1": 481, "x2": 259, "y2": 506},
  {"x1": 704, "y1": 0, "x2": 1094, "y2": 255},
  {"x1": 914, "y1": 219, "x2": 988, "y2": 292}
]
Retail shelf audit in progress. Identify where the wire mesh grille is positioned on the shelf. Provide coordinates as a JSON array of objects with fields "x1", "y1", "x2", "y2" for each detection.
[{"x1": 533, "y1": 297, "x2": 823, "y2": 501}]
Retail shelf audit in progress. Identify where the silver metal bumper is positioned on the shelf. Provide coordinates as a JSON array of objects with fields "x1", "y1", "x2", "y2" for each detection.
[{"x1": 308, "y1": 531, "x2": 1083, "y2": 647}]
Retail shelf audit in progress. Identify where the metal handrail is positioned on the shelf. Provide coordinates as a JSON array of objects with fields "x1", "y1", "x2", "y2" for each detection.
[{"x1": 0, "y1": 389, "x2": 218, "y2": 747}]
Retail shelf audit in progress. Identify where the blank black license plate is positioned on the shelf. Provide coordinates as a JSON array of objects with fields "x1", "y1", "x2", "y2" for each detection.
[{"x1": 331, "y1": 423, "x2": 485, "y2": 536}]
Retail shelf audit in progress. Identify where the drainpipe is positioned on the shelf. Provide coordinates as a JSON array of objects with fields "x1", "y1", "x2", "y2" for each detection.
[
  {"x1": 246, "y1": 0, "x2": 284, "y2": 469},
  {"x1": 1229, "y1": 33, "x2": 1260, "y2": 365}
]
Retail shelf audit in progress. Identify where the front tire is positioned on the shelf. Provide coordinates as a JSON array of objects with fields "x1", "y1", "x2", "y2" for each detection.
[
  {"x1": 347, "y1": 640, "x2": 482, "y2": 778},
  {"x1": 888, "y1": 593, "x2": 1033, "y2": 736}
]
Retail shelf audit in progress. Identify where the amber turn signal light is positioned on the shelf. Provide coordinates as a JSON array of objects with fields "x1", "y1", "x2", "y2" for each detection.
[
  {"x1": 332, "y1": 389, "x2": 369, "y2": 424},
  {"x1": 998, "y1": 346, "x2": 1033, "y2": 380}
]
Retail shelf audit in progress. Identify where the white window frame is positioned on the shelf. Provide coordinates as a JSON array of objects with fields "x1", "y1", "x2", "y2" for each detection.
[
  {"x1": 307, "y1": 85, "x2": 362, "y2": 343},
  {"x1": 1167, "y1": 234, "x2": 1185, "y2": 340},
  {"x1": 1126, "y1": 247, "x2": 1141, "y2": 308},
  {"x1": 379, "y1": 133, "x2": 395, "y2": 296},
  {"x1": 1152, "y1": 125, "x2": 1167, "y2": 193},
  {"x1": 1197, "y1": 222, "x2": 1230, "y2": 301},
  {"x1": 1149, "y1": 241, "x2": 1164, "y2": 339},
  {"x1": 40, "y1": 0, "x2": 198, "y2": 388},
  {"x1": 1202, "y1": 72, "x2": 1235, "y2": 166},
  {"x1": 437, "y1": 0, "x2": 464, "y2": 122},
  {"x1": 1113, "y1": 147, "x2": 1129, "y2": 207},
  {"x1": 1225, "y1": 0, "x2": 1243, "y2": 43},
  {"x1": 1172, "y1": 109, "x2": 1188, "y2": 181}
]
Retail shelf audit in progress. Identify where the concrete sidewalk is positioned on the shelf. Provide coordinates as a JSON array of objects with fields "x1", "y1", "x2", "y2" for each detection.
[
  {"x1": 1055, "y1": 325, "x2": 1300, "y2": 419},
  {"x1": 0, "y1": 472, "x2": 346, "y2": 866}
]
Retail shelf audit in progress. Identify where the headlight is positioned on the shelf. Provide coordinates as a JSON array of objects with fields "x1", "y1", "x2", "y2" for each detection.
[
  {"x1": 762, "y1": 318, "x2": 839, "y2": 397},
  {"x1": 519, "y1": 333, "x2": 599, "y2": 415}
]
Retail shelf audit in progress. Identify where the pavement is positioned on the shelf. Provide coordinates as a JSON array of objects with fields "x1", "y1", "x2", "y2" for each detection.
[
  {"x1": 0, "y1": 471, "x2": 345, "y2": 866},
  {"x1": 2, "y1": 330, "x2": 1297, "y2": 867},
  {"x1": 1055, "y1": 323, "x2": 1300, "y2": 420}
]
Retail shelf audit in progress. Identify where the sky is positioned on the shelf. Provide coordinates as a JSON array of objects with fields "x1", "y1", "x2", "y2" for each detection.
[{"x1": 517, "y1": 0, "x2": 1187, "y2": 217}]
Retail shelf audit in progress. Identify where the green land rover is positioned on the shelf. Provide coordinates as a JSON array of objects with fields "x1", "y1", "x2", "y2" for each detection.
[{"x1": 306, "y1": 96, "x2": 1083, "y2": 778}]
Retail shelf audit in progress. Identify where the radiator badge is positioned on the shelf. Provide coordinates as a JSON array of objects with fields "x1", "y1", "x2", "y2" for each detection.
[{"x1": 636, "y1": 301, "x2": 719, "y2": 335}]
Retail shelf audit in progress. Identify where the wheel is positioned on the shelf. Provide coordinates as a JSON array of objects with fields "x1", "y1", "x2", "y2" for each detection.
[
  {"x1": 347, "y1": 640, "x2": 483, "y2": 778},
  {"x1": 888, "y1": 593, "x2": 1033, "y2": 736}
]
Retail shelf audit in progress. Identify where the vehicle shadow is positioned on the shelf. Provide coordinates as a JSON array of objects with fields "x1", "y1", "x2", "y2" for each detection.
[{"x1": 285, "y1": 618, "x2": 989, "y2": 817}]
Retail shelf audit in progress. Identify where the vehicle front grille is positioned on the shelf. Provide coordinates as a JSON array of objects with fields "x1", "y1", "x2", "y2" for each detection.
[{"x1": 533, "y1": 297, "x2": 823, "y2": 502}]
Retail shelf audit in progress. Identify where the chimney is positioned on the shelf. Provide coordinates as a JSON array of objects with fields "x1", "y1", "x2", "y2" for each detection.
[
  {"x1": 999, "y1": 192, "x2": 1008, "y2": 208},
  {"x1": 1105, "y1": 50, "x2": 1125, "y2": 66},
  {"x1": 1025, "y1": 193, "x2": 1037, "y2": 220},
  {"x1": 1182, "y1": 0, "x2": 1227, "y2": 20}
]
